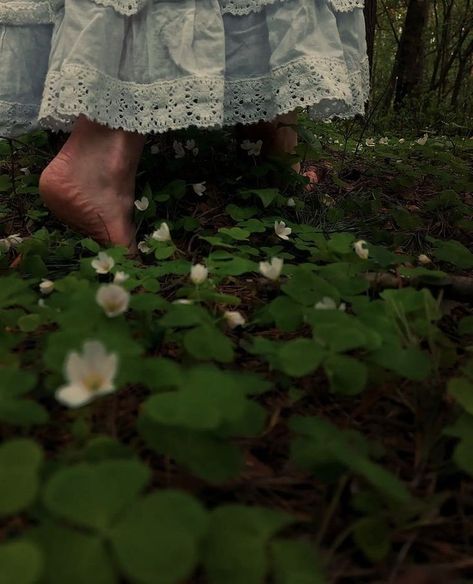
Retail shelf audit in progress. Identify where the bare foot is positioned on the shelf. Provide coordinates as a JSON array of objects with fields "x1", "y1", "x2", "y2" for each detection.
[{"x1": 39, "y1": 116, "x2": 145, "y2": 255}]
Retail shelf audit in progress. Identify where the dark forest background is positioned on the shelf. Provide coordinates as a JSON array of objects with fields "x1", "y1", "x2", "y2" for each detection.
[{"x1": 364, "y1": 0, "x2": 472, "y2": 131}]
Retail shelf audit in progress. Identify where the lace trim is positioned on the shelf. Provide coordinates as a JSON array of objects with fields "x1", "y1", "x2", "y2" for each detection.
[
  {"x1": 0, "y1": 100, "x2": 39, "y2": 138},
  {"x1": 330, "y1": 0, "x2": 364, "y2": 11},
  {"x1": 39, "y1": 65, "x2": 226, "y2": 134},
  {"x1": 38, "y1": 55, "x2": 369, "y2": 134},
  {"x1": 0, "y1": 1, "x2": 56, "y2": 24},
  {"x1": 220, "y1": 0, "x2": 364, "y2": 15},
  {"x1": 91, "y1": 0, "x2": 148, "y2": 16}
]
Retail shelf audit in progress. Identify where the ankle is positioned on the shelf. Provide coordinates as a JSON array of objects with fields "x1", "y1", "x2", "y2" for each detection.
[{"x1": 61, "y1": 117, "x2": 145, "y2": 181}]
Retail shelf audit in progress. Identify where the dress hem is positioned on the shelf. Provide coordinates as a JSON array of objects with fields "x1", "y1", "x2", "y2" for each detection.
[{"x1": 32, "y1": 55, "x2": 369, "y2": 136}]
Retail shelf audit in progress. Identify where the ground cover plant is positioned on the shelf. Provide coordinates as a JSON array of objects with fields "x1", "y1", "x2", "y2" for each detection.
[{"x1": 0, "y1": 117, "x2": 472, "y2": 583}]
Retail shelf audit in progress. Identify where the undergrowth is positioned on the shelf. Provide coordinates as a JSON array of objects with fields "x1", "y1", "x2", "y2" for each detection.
[{"x1": 0, "y1": 114, "x2": 472, "y2": 584}]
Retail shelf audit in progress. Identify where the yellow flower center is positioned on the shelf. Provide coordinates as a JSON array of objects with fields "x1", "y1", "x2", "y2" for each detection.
[{"x1": 83, "y1": 372, "x2": 105, "y2": 392}]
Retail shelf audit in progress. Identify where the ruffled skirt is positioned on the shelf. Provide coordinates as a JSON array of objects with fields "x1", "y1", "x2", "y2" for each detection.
[{"x1": 0, "y1": 0, "x2": 369, "y2": 137}]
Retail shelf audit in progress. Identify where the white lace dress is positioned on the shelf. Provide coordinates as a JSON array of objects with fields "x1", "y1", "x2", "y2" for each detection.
[{"x1": 0, "y1": 0, "x2": 369, "y2": 137}]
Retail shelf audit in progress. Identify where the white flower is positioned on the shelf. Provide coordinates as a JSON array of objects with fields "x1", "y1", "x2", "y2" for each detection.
[
  {"x1": 192, "y1": 148, "x2": 199, "y2": 157},
  {"x1": 55, "y1": 340, "x2": 119, "y2": 409},
  {"x1": 173, "y1": 140, "x2": 186, "y2": 159},
  {"x1": 39, "y1": 279, "x2": 54, "y2": 295},
  {"x1": 113, "y1": 271, "x2": 130, "y2": 284},
  {"x1": 38, "y1": 299, "x2": 46, "y2": 308},
  {"x1": 151, "y1": 222, "x2": 171, "y2": 242},
  {"x1": 96, "y1": 283, "x2": 130, "y2": 318},
  {"x1": 91, "y1": 251, "x2": 115, "y2": 274},
  {"x1": 134, "y1": 196, "x2": 149, "y2": 211},
  {"x1": 150, "y1": 144, "x2": 160, "y2": 155},
  {"x1": 0, "y1": 233, "x2": 23, "y2": 251},
  {"x1": 379, "y1": 137, "x2": 389, "y2": 145},
  {"x1": 259, "y1": 257, "x2": 284, "y2": 281},
  {"x1": 173, "y1": 298, "x2": 194, "y2": 305},
  {"x1": 20, "y1": 167, "x2": 31, "y2": 175},
  {"x1": 240, "y1": 139, "x2": 263, "y2": 157},
  {"x1": 416, "y1": 133, "x2": 428, "y2": 145},
  {"x1": 398, "y1": 138, "x2": 405, "y2": 144},
  {"x1": 365, "y1": 138, "x2": 376, "y2": 147},
  {"x1": 354, "y1": 240, "x2": 369, "y2": 260},
  {"x1": 190, "y1": 263, "x2": 208, "y2": 285},
  {"x1": 418, "y1": 254, "x2": 432, "y2": 265},
  {"x1": 287, "y1": 197, "x2": 296, "y2": 207},
  {"x1": 274, "y1": 220, "x2": 292, "y2": 241},
  {"x1": 192, "y1": 182, "x2": 207, "y2": 197},
  {"x1": 224, "y1": 311, "x2": 246, "y2": 329},
  {"x1": 138, "y1": 240, "x2": 152, "y2": 254},
  {"x1": 315, "y1": 297, "x2": 346, "y2": 312},
  {"x1": 185, "y1": 139, "x2": 196, "y2": 151}
]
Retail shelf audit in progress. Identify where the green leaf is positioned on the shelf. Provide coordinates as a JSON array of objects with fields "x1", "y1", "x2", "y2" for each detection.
[
  {"x1": 80, "y1": 238, "x2": 101, "y2": 253},
  {"x1": 159, "y1": 304, "x2": 207, "y2": 328},
  {"x1": 0, "y1": 368, "x2": 48, "y2": 426},
  {"x1": 327, "y1": 233, "x2": 355, "y2": 255},
  {"x1": 282, "y1": 268, "x2": 338, "y2": 307},
  {"x1": 225, "y1": 205, "x2": 258, "y2": 221},
  {"x1": 130, "y1": 293, "x2": 167, "y2": 312},
  {"x1": 30, "y1": 523, "x2": 116, "y2": 584},
  {"x1": 111, "y1": 491, "x2": 207, "y2": 584},
  {"x1": 290, "y1": 417, "x2": 412, "y2": 504},
  {"x1": 184, "y1": 325, "x2": 234, "y2": 363},
  {"x1": 323, "y1": 355, "x2": 367, "y2": 395},
  {"x1": 0, "y1": 439, "x2": 43, "y2": 516},
  {"x1": 210, "y1": 255, "x2": 258, "y2": 276},
  {"x1": 267, "y1": 296, "x2": 304, "y2": 332},
  {"x1": 278, "y1": 339, "x2": 324, "y2": 377},
  {"x1": 270, "y1": 539, "x2": 326, "y2": 584},
  {"x1": 448, "y1": 378, "x2": 473, "y2": 415},
  {"x1": 0, "y1": 276, "x2": 35, "y2": 309},
  {"x1": 219, "y1": 227, "x2": 251, "y2": 241},
  {"x1": 0, "y1": 540, "x2": 43, "y2": 584},
  {"x1": 17, "y1": 314, "x2": 42, "y2": 333},
  {"x1": 370, "y1": 345, "x2": 431, "y2": 381},
  {"x1": 154, "y1": 245, "x2": 175, "y2": 260},
  {"x1": 243, "y1": 188, "x2": 280, "y2": 208},
  {"x1": 143, "y1": 366, "x2": 248, "y2": 430},
  {"x1": 204, "y1": 505, "x2": 294, "y2": 584},
  {"x1": 428, "y1": 237, "x2": 473, "y2": 269},
  {"x1": 353, "y1": 517, "x2": 391, "y2": 563},
  {"x1": 0, "y1": 368, "x2": 36, "y2": 395},
  {"x1": 314, "y1": 325, "x2": 368, "y2": 353},
  {"x1": 138, "y1": 416, "x2": 244, "y2": 484},
  {"x1": 43, "y1": 460, "x2": 150, "y2": 532},
  {"x1": 459, "y1": 316, "x2": 473, "y2": 336},
  {"x1": 140, "y1": 358, "x2": 184, "y2": 392}
]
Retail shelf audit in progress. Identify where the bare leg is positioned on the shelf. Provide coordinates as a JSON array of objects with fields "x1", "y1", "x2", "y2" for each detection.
[{"x1": 39, "y1": 115, "x2": 146, "y2": 255}]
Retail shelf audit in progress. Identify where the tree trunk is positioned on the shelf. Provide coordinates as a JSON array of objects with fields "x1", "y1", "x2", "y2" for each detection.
[
  {"x1": 451, "y1": 38, "x2": 473, "y2": 107},
  {"x1": 364, "y1": 0, "x2": 377, "y2": 76},
  {"x1": 393, "y1": 0, "x2": 431, "y2": 107}
]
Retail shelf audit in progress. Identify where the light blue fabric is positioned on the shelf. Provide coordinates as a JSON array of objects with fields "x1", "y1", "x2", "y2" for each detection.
[{"x1": 0, "y1": 0, "x2": 369, "y2": 137}]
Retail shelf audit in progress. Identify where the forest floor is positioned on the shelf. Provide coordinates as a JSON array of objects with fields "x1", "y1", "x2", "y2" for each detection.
[{"x1": 0, "y1": 117, "x2": 472, "y2": 584}]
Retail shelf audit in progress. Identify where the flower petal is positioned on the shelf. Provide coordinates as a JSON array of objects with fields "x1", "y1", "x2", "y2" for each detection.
[{"x1": 56, "y1": 384, "x2": 93, "y2": 408}]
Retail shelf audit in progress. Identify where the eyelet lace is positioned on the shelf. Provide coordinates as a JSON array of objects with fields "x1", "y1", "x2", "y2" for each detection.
[
  {"x1": 0, "y1": 1, "x2": 56, "y2": 24},
  {"x1": 0, "y1": 100, "x2": 39, "y2": 138},
  {"x1": 91, "y1": 0, "x2": 148, "y2": 16},
  {"x1": 220, "y1": 0, "x2": 364, "y2": 15},
  {"x1": 38, "y1": 55, "x2": 369, "y2": 134}
]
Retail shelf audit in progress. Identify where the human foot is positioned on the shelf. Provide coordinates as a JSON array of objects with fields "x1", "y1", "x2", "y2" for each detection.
[
  {"x1": 237, "y1": 111, "x2": 319, "y2": 189},
  {"x1": 39, "y1": 116, "x2": 145, "y2": 255}
]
